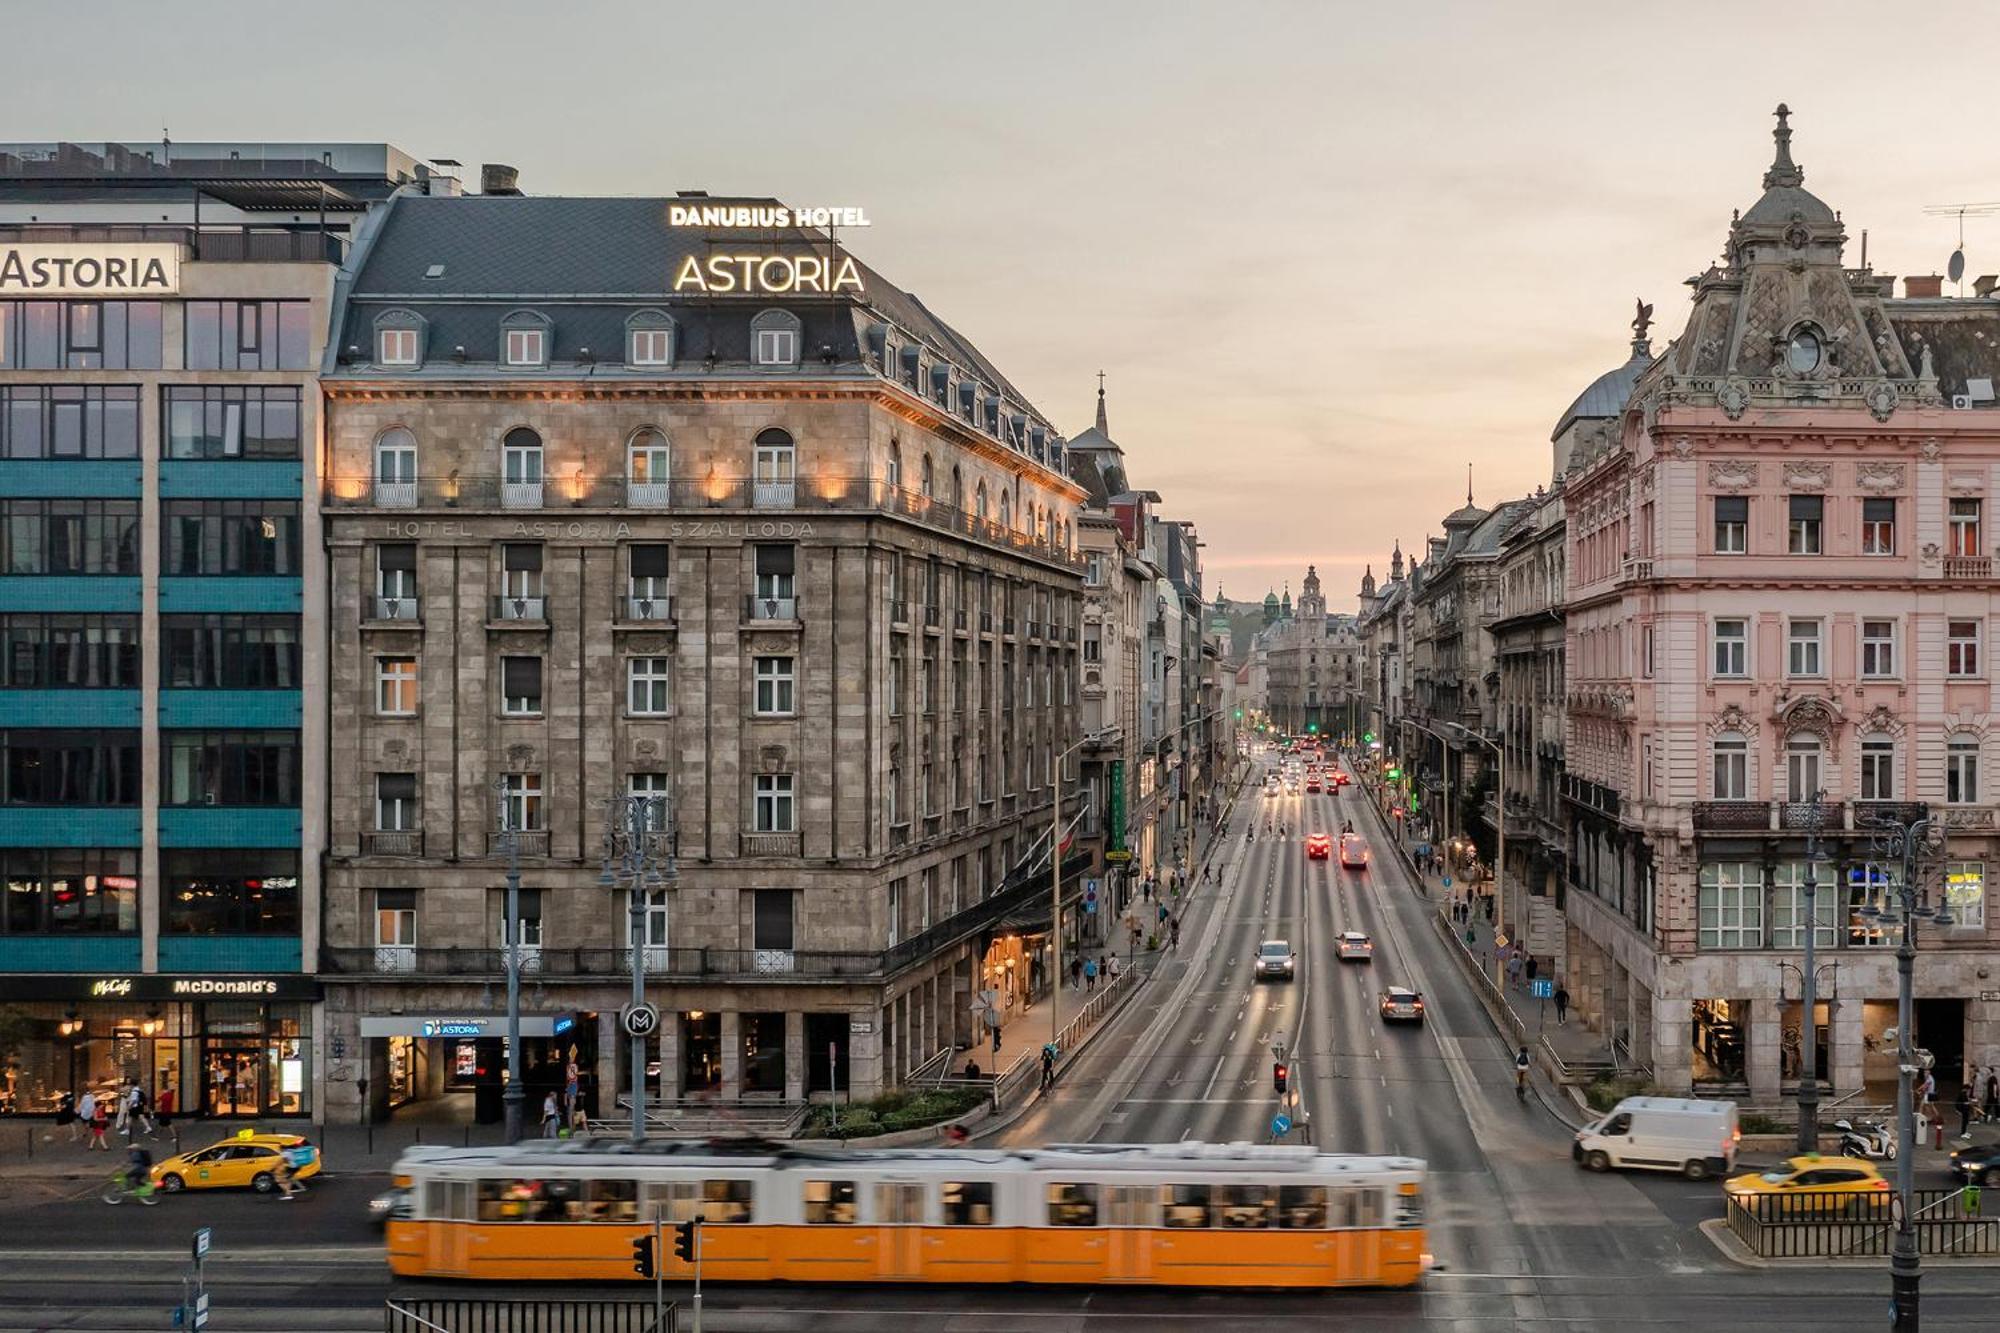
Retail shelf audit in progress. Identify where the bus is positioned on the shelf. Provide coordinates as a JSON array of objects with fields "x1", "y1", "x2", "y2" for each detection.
[{"x1": 388, "y1": 1139, "x2": 1427, "y2": 1290}]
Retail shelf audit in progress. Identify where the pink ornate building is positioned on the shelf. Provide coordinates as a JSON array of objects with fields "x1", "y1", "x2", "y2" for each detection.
[{"x1": 1563, "y1": 107, "x2": 2000, "y2": 1099}]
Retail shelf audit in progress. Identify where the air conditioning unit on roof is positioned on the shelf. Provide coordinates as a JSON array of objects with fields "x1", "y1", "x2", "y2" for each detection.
[{"x1": 1952, "y1": 394, "x2": 1974, "y2": 410}]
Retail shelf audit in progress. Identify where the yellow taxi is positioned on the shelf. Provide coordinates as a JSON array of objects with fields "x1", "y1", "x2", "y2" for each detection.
[
  {"x1": 1724, "y1": 1154, "x2": 1888, "y2": 1213},
  {"x1": 152, "y1": 1132, "x2": 322, "y2": 1194}
]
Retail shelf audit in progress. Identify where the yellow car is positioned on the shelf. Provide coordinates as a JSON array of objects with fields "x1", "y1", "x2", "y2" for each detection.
[
  {"x1": 152, "y1": 1133, "x2": 322, "y2": 1194},
  {"x1": 1724, "y1": 1154, "x2": 1888, "y2": 1213}
]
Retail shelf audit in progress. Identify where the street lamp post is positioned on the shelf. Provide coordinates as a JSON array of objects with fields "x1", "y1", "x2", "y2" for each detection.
[
  {"x1": 1784, "y1": 790, "x2": 1827, "y2": 1156},
  {"x1": 495, "y1": 781, "x2": 527, "y2": 1145},
  {"x1": 599, "y1": 793, "x2": 675, "y2": 1145},
  {"x1": 1447, "y1": 722, "x2": 1506, "y2": 971},
  {"x1": 1858, "y1": 809, "x2": 1951, "y2": 1331}
]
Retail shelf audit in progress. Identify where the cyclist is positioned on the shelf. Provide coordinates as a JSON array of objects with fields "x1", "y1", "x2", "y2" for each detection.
[{"x1": 1514, "y1": 1046, "x2": 1531, "y2": 1100}]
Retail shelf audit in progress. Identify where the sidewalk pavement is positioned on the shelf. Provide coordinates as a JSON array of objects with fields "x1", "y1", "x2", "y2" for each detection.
[
  {"x1": 1441, "y1": 900, "x2": 1614, "y2": 1069},
  {"x1": 0, "y1": 1115, "x2": 509, "y2": 1180}
]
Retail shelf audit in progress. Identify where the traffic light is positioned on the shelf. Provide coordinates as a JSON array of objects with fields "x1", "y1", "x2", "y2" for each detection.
[
  {"x1": 1273, "y1": 1061, "x2": 1289, "y2": 1094},
  {"x1": 630, "y1": 1235, "x2": 655, "y2": 1278},
  {"x1": 1386, "y1": 765, "x2": 1402, "y2": 780},
  {"x1": 1307, "y1": 723, "x2": 1318, "y2": 734},
  {"x1": 673, "y1": 1220, "x2": 697, "y2": 1263},
  {"x1": 1363, "y1": 731, "x2": 1375, "y2": 745}
]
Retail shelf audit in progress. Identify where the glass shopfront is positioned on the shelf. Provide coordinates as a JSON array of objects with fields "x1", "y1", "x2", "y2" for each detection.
[{"x1": 0, "y1": 976, "x2": 317, "y2": 1117}]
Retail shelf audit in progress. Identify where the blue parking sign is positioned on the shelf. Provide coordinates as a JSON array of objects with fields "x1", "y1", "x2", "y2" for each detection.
[{"x1": 1531, "y1": 979, "x2": 1554, "y2": 999}]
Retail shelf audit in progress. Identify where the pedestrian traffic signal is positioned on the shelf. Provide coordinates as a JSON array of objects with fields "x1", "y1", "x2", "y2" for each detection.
[
  {"x1": 630, "y1": 1235, "x2": 655, "y2": 1277},
  {"x1": 1234, "y1": 708, "x2": 1243, "y2": 719},
  {"x1": 673, "y1": 1220, "x2": 697, "y2": 1263},
  {"x1": 1385, "y1": 765, "x2": 1401, "y2": 780},
  {"x1": 1273, "y1": 1061, "x2": 1289, "y2": 1094}
]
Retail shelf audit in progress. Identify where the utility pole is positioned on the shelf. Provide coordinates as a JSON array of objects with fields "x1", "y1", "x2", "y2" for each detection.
[
  {"x1": 600, "y1": 792, "x2": 674, "y2": 1145},
  {"x1": 1858, "y1": 810, "x2": 1950, "y2": 1331},
  {"x1": 1791, "y1": 790, "x2": 1825, "y2": 1156},
  {"x1": 495, "y1": 781, "x2": 525, "y2": 1145}
]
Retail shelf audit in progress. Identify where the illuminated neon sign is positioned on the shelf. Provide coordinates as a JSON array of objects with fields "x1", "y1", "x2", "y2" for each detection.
[{"x1": 671, "y1": 253, "x2": 863, "y2": 295}]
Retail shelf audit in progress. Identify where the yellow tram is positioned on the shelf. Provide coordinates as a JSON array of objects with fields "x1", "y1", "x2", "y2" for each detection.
[{"x1": 387, "y1": 1139, "x2": 1428, "y2": 1289}]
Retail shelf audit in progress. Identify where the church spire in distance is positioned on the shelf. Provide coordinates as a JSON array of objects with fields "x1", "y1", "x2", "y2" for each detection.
[{"x1": 1095, "y1": 370, "x2": 1108, "y2": 435}]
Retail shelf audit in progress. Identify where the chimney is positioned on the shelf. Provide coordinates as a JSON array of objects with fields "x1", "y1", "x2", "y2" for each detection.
[
  {"x1": 1905, "y1": 274, "x2": 1944, "y2": 299},
  {"x1": 1974, "y1": 275, "x2": 1999, "y2": 299},
  {"x1": 480, "y1": 163, "x2": 522, "y2": 196}
]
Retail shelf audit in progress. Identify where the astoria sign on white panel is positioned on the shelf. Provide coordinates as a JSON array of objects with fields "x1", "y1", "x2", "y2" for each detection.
[{"x1": 0, "y1": 243, "x2": 181, "y2": 296}]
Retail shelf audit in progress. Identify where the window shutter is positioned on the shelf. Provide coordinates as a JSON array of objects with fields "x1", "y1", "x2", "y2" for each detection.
[
  {"x1": 756, "y1": 544, "x2": 794, "y2": 577},
  {"x1": 1715, "y1": 496, "x2": 1747, "y2": 523},
  {"x1": 377, "y1": 772, "x2": 417, "y2": 802},
  {"x1": 630, "y1": 544, "x2": 670, "y2": 578},
  {"x1": 503, "y1": 542, "x2": 542, "y2": 572},
  {"x1": 1862, "y1": 498, "x2": 1895, "y2": 523},
  {"x1": 503, "y1": 656, "x2": 542, "y2": 697}
]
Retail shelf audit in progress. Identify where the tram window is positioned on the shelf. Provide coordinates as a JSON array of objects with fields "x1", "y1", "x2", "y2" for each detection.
[
  {"x1": 1106, "y1": 1185, "x2": 1155, "y2": 1227},
  {"x1": 479, "y1": 1178, "x2": 559, "y2": 1221},
  {"x1": 940, "y1": 1180, "x2": 995, "y2": 1226},
  {"x1": 1046, "y1": 1182, "x2": 1098, "y2": 1226},
  {"x1": 875, "y1": 1181, "x2": 925, "y2": 1224},
  {"x1": 1214, "y1": 1184, "x2": 1274, "y2": 1229},
  {"x1": 1160, "y1": 1184, "x2": 1211, "y2": 1228},
  {"x1": 804, "y1": 1180, "x2": 858, "y2": 1224},
  {"x1": 424, "y1": 1180, "x2": 473, "y2": 1221},
  {"x1": 1394, "y1": 1186, "x2": 1423, "y2": 1228},
  {"x1": 1278, "y1": 1185, "x2": 1328, "y2": 1229},
  {"x1": 1333, "y1": 1187, "x2": 1385, "y2": 1228},
  {"x1": 583, "y1": 1178, "x2": 639, "y2": 1222},
  {"x1": 641, "y1": 1181, "x2": 699, "y2": 1222},
  {"x1": 699, "y1": 1178, "x2": 754, "y2": 1224}
]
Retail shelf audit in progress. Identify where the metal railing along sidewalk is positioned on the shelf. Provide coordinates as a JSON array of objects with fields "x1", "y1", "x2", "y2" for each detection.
[
  {"x1": 1725, "y1": 1187, "x2": 2000, "y2": 1258},
  {"x1": 386, "y1": 1298, "x2": 675, "y2": 1332}
]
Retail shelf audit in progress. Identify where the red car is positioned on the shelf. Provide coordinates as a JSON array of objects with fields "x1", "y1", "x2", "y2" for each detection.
[
  {"x1": 1306, "y1": 776, "x2": 1324, "y2": 793},
  {"x1": 1305, "y1": 833, "x2": 1332, "y2": 860}
]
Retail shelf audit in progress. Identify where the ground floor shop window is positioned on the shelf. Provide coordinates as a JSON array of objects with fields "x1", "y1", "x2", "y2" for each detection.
[
  {"x1": 741, "y1": 1012, "x2": 785, "y2": 1092},
  {"x1": 0, "y1": 999, "x2": 309, "y2": 1116}
]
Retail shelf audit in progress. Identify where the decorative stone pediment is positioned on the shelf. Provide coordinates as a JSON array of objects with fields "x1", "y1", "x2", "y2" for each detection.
[
  {"x1": 1708, "y1": 460, "x2": 1758, "y2": 492},
  {"x1": 1948, "y1": 473, "x2": 1983, "y2": 494},
  {"x1": 1773, "y1": 692, "x2": 1843, "y2": 741},
  {"x1": 505, "y1": 744, "x2": 536, "y2": 767},
  {"x1": 756, "y1": 744, "x2": 788, "y2": 773},
  {"x1": 1856, "y1": 462, "x2": 1905, "y2": 493},
  {"x1": 633, "y1": 739, "x2": 659, "y2": 760},
  {"x1": 1782, "y1": 461, "x2": 1831, "y2": 492},
  {"x1": 1864, "y1": 381, "x2": 1899, "y2": 422},
  {"x1": 1860, "y1": 704, "x2": 1905, "y2": 741},
  {"x1": 1920, "y1": 437, "x2": 1943, "y2": 463},
  {"x1": 1921, "y1": 541, "x2": 1942, "y2": 566},
  {"x1": 1717, "y1": 381, "x2": 1750, "y2": 421},
  {"x1": 1709, "y1": 703, "x2": 1754, "y2": 738}
]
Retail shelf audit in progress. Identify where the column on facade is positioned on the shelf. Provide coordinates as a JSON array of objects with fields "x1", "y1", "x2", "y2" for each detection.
[
  {"x1": 719, "y1": 1010, "x2": 743, "y2": 1099},
  {"x1": 1829, "y1": 997, "x2": 1865, "y2": 1097},
  {"x1": 659, "y1": 1011, "x2": 683, "y2": 1103},
  {"x1": 1652, "y1": 993, "x2": 1693, "y2": 1094},
  {"x1": 783, "y1": 1010, "x2": 806, "y2": 1100},
  {"x1": 1746, "y1": 998, "x2": 1782, "y2": 1103},
  {"x1": 594, "y1": 1010, "x2": 620, "y2": 1119}
]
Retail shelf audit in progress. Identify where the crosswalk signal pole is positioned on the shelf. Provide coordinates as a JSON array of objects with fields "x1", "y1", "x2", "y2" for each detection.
[{"x1": 652, "y1": 1217, "x2": 663, "y2": 1332}]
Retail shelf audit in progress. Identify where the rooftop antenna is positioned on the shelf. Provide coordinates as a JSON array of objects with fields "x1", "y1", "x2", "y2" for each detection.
[{"x1": 1923, "y1": 202, "x2": 2000, "y2": 296}]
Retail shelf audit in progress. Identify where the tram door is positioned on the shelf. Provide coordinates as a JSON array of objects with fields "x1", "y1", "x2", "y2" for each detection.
[
  {"x1": 1108, "y1": 1186, "x2": 1153, "y2": 1281},
  {"x1": 426, "y1": 1180, "x2": 475, "y2": 1276},
  {"x1": 874, "y1": 1181, "x2": 926, "y2": 1279}
]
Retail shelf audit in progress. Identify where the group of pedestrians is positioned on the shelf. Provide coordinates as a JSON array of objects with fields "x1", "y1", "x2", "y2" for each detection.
[
  {"x1": 1066, "y1": 952, "x2": 1122, "y2": 992},
  {"x1": 1952, "y1": 1064, "x2": 2000, "y2": 1139},
  {"x1": 56, "y1": 1080, "x2": 171, "y2": 1150},
  {"x1": 1448, "y1": 894, "x2": 1494, "y2": 925}
]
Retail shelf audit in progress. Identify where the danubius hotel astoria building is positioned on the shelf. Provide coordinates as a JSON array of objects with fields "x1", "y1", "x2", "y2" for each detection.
[{"x1": 319, "y1": 192, "x2": 1087, "y2": 1122}]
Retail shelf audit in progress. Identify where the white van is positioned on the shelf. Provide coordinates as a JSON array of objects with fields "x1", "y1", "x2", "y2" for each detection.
[{"x1": 1573, "y1": 1096, "x2": 1739, "y2": 1180}]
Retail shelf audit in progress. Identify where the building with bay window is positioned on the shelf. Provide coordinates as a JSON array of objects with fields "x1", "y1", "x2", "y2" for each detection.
[
  {"x1": 318, "y1": 193, "x2": 1085, "y2": 1123},
  {"x1": 0, "y1": 142, "x2": 453, "y2": 1118},
  {"x1": 1562, "y1": 109, "x2": 2000, "y2": 1099}
]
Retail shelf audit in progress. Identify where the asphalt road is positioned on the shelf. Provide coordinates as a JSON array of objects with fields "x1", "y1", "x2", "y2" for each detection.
[{"x1": 4, "y1": 763, "x2": 1997, "y2": 1329}]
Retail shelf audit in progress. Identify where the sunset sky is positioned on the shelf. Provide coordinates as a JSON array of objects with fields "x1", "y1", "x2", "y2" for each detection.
[{"x1": 12, "y1": 0, "x2": 1999, "y2": 607}]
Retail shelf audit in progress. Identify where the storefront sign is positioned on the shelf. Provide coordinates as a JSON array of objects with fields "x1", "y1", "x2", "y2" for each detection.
[
  {"x1": 0, "y1": 974, "x2": 319, "y2": 1002},
  {"x1": 0, "y1": 243, "x2": 180, "y2": 295},
  {"x1": 672, "y1": 253, "x2": 863, "y2": 295},
  {"x1": 669, "y1": 520, "x2": 815, "y2": 539},
  {"x1": 669, "y1": 204, "x2": 871, "y2": 230},
  {"x1": 359, "y1": 1014, "x2": 569, "y2": 1038}
]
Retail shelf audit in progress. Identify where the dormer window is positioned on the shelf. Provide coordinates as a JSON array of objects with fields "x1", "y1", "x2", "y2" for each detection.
[
  {"x1": 501, "y1": 311, "x2": 550, "y2": 368},
  {"x1": 626, "y1": 310, "x2": 674, "y2": 367},
  {"x1": 373, "y1": 310, "x2": 424, "y2": 367},
  {"x1": 751, "y1": 309, "x2": 802, "y2": 367}
]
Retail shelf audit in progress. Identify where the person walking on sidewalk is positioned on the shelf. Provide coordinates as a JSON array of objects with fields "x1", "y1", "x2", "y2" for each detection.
[
  {"x1": 1169, "y1": 916, "x2": 1182, "y2": 951},
  {"x1": 1985, "y1": 1066, "x2": 2000, "y2": 1123},
  {"x1": 1554, "y1": 983, "x2": 1570, "y2": 1027},
  {"x1": 540, "y1": 1090, "x2": 559, "y2": 1138},
  {"x1": 88, "y1": 1096, "x2": 110, "y2": 1150},
  {"x1": 77, "y1": 1089, "x2": 98, "y2": 1144},
  {"x1": 55, "y1": 1091, "x2": 77, "y2": 1143},
  {"x1": 1525, "y1": 956, "x2": 1539, "y2": 987},
  {"x1": 1040, "y1": 1042, "x2": 1058, "y2": 1091},
  {"x1": 1956, "y1": 1078, "x2": 1975, "y2": 1140},
  {"x1": 1083, "y1": 957, "x2": 1098, "y2": 992}
]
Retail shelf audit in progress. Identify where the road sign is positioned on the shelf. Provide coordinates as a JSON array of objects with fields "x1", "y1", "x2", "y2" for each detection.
[
  {"x1": 192, "y1": 1227, "x2": 211, "y2": 1260},
  {"x1": 195, "y1": 1292, "x2": 210, "y2": 1329},
  {"x1": 1531, "y1": 979, "x2": 1554, "y2": 999},
  {"x1": 1494, "y1": 932, "x2": 1510, "y2": 949},
  {"x1": 1105, "y1": 849, "x2": 1133, "y2": 862},
  {"x1": 1272, "y1": 1113, "x2": 1293, "y2": 1136},
  {"x1": 622, "y1": 1003, "x2": 661, "y2": 1037},
  {"x1": 1442, "y1": 875, "x2": 1452, "y2": 888},
  {"x1": 1084, "y1": 878, "x2": 1100, "y2": 913}
]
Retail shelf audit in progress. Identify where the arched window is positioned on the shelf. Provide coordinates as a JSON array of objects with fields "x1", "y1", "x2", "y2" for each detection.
[
  {"x1": 626, "y1": 310, "x2": 675, "y2": 367},
  {"x1": 1784, "y1": 734, "x2": 1822, "y2": 803},
  {"x1": 975, "y1": 481, "x2": 989, "y2": 521},
  {"x1": 951, "y1": 466, "x2": 963, "y2": 513},
  {"x1": 886, "y1": 442, "x2": 901, "y2": 492},
  {"x1": 920, "y1": 455, "x2": 934, "y2": 500},
  {"x1": 1858, "y1": 733, "x2": 1895, "y2": 802},
  {"x1": 502, "y1": 427, "x2": 543, "y2": 508},
  {"x1": 1948, "y1": 734, "x2": 1981, "y2": 804},
  {"x1": 998, "y1": 492, "x2": 1011, "y2": 528},
  {"x1": 750, "y1": 310, "x2": 802, "y2": 367},
  {"x1": 754, "y1": 427, "x2": 795, "y2": 507},
  {"x1": 1712, "y1": 731, "x2": 1748, "y2": 800},
  {"x1": 627, "y1": 428, "x2": 670, "y2": 506},
  {"x1": 373, "y1": 428, "x2": 417, "y2": 508},
  {"x1": 500, "y1": 311, "x2": 551, "y2": 368}
]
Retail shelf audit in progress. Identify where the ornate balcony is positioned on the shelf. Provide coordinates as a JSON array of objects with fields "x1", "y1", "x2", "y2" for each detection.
[
  {"x1": 741, "y1": 831, "x2": 801, "y2": 857},
  {"x1": 1692, "y1": 801, "x2": 1771, "y2": 831},
  {"x1": 1944, "y1": 556, "x2": 1992, "y2": 580},
  {"x1": 370, "y1": 595, "x2": 421, "y2": 623},
  {"x1": 360, "y1": 831, "x2": 424, "y2": 857}
]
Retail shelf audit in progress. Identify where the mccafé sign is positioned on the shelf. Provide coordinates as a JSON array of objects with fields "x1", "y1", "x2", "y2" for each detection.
[{"x1": 0, "y1": 243, "x2": 180, "y2": 296}]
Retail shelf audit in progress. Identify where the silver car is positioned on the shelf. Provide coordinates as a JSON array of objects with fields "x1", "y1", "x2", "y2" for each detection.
[{"x1": 1254, "y1": 939, "x2": 1296, "y2": 981}]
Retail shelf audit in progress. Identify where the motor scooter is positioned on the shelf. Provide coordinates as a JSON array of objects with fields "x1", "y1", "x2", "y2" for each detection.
[{"x1": 1833, "y1": 1116, "x2": 1896, "y2": 1160}]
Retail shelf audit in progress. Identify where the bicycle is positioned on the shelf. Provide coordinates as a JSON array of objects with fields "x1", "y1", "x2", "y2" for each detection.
[{"x1": 101, "y1": 1173, "x2": 159, "y2": 1206}]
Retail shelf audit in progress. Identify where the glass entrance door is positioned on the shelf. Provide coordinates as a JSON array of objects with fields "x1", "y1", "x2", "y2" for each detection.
[{"x1": 204, "y1": 1045, "x2": 264, "y2": 1116}]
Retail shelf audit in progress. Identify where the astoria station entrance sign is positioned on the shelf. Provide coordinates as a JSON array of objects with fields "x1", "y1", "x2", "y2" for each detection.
[{"x1": 670, "y1": 201, "x2": 868, "y2": 295}]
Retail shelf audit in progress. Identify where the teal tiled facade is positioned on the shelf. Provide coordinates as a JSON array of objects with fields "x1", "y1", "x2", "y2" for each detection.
[{"x1": 0, "y1": 937, "x2": 142, "y2": 972}]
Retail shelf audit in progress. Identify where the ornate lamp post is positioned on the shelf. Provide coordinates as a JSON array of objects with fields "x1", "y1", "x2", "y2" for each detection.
[
  {"x1": 494, "y1": 780, "x2": 527, "y2": 1145},
  {"x1": 599, "y1": 792, "x2": 675, "y2": 1145},
  {"x1": 1856, "y1": 809, "x2": 1951, "y2": 1331},
  {"x1": 1781, "y1": 790, "x2": 1831, "y2": 1155}
]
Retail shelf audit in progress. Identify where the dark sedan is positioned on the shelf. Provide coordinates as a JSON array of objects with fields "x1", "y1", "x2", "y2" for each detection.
[{"x1": 1948, "y1": 1141, "x2": 2000, "y2": 1186}]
